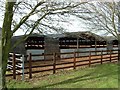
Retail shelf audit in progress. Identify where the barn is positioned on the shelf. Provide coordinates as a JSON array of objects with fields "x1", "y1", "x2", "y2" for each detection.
[{"x1": 11, "y1": 31, "x2": 118, "y2": 60}]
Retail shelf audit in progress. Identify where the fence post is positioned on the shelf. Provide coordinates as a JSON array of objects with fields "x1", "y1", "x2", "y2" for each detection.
[
  {"x1": 29, "y1": 53, "x2": 32, "y2": 79},
  {"x1": 110, "y1": 50, "x2": 112, "y2": 62},
  {"x1": 22, "y1": 55, "x2": 25, "y2": 81},
  {"x1": 101, "y1": 50, "x2": 103, "y2": 64},
  {"x1": 12, "y1": 53, "x2": 16, "y2": 79},
  {"x1": 118, "y1": 49, "x2": 120, "y2": 62},
  {"x1": 53, "y1": 53, "x2": 56, "y2": 74},
  {"x1": 89, "y1": 51, "x2": 91, "y2": 67},
  {"x1": 73, "y1": 52, "x2": 76, "y2": 69}
]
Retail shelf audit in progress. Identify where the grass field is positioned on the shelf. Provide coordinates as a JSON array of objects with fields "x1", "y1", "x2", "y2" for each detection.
[
  {"x1": 0, "y1": 41, "x2": 2, "y2": 89},
  {"x1": 7, "y1": 63, "x2": 118, "y2": 89}
]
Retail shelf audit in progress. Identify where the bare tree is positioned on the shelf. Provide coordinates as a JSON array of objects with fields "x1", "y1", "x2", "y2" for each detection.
[
  {"x1": 70, "y1": 1, "x2": 120, "y2": 70},
  {"x1": 72, "y1": 2, "x2": 120, "y2": 38},
  {"x1": 1, "y1": 0, "x2": 87, "y2": 89}
]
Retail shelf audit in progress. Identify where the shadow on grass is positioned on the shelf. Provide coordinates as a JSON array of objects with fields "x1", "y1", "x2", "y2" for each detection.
[
  {"x1": 7, "y1": 64, "x2": 118, "y2": 89},
  {"x1": 39, "y1": 64, "x2": 118, "y2": 88}
]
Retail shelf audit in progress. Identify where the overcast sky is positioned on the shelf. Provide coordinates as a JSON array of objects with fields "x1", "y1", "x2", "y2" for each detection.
[
  {"x1": 0, "y1": 0, "x2": 117, "y2": 36},
  {"x1": 0, "y1": 10, "x2": 106, "y2": 36},
  {"x1": 0, "y1": 1, "x2": 91, "y2": 36},
  {"x1": 0, "y1": 14, "x2": 103, "y2": 36}
]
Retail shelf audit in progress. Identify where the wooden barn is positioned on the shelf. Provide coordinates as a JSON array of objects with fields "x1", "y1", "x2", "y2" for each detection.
[{"x1": 11, "y1": 31, "x2": 118, "y2": 60}]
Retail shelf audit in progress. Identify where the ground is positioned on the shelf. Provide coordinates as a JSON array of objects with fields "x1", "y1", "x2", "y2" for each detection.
[
  {"x1": 6, "y1": 63, "x2": 118, "y2": 89},
  {"x1": 6, "y1": 53, "x2": 118, "y2": 80}
]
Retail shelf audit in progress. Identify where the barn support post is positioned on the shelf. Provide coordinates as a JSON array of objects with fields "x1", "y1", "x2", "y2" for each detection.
[
  {"x1": 76, "y1": 38, "x2": 79, "y2": 57},
  {"x1": 95, "y1": 40, "x2": 97, "y2": 55},
  {"x1": 29, "y1": 53, "x2": 32, "y2": 79},
  {"x1": 110, "y1": 50, "x2": 112, "y2": 62},
  {"x1": 44, "y1": 37, "x2": 60, "y2": 60},
  {"x1": 73, "y1": 52, "x2": 76, "y2": 70},
  {"x1": 77, "y1": 38, "x2": 79, "y2": 50},
  {"x1": 22, "y1": 55, "x2": 25, "y2": 81},
  {"x1": 53, "y1": 53, "x2": 56, "y2": 74},
  {"x1": 89, "y1": 51, "x2": 91, "y2": 67},
  {"x1": 12, "y1": 53, "x2": 16, "y2": 79},
  {"x1": 90, "y1": 40, "x2": 92, "y2": 47}
]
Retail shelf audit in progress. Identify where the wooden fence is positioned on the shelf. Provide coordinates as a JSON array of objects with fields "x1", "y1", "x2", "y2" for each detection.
[
  {"x1": 7, "y1": 53, "x2": 24, "y2": 80},
  {"x1": 6, "y1": 49, "x2": 118, "y2": 80}
]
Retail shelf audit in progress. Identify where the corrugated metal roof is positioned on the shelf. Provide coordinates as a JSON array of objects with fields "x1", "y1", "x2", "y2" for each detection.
[
  {"x1": 12, "y1": 31, "x2": 105, "y2": 41},
  {"x1": 62, "y1": 31, "x2": 105, "y2": 41}
]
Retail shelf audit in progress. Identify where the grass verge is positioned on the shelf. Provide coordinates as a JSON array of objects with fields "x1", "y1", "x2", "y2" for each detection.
[{"x1": 7, "y1": 63, "x2": 118, "y2": 89}]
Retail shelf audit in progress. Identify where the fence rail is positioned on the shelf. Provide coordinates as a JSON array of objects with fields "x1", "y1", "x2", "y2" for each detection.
[
  {"x1": 7, "y1": 53, "x2": 24, "y2": 80},
  {"x1": 6, "y1": 49, "x2": 118, "y2": 80}
]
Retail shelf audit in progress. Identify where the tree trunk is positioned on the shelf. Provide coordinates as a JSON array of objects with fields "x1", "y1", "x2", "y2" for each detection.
[
  {"x1": 2, "y1": 1, "x2": 15, "y2": 89},
  {"x1": 2, "y1": 39, "x2": 11, "y2": 89}
]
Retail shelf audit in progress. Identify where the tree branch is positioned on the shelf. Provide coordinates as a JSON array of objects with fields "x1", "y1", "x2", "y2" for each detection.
[{"x1": 12, "y1": 1, "x2": 45, "y2": 34}]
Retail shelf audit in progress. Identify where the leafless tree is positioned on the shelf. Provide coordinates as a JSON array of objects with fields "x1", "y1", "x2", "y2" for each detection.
[
  {"x1": 1, "y1": 0, "x2": 87, "y2": 89},
  {"x1": 71, "y1": 2, "x2": 120, "y2": 38}
]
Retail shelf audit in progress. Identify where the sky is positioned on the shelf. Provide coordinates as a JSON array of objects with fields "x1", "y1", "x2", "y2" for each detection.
[
  {"x1": 0, "y1": 1, "x2": 90, "y2": 36},
  {"x1": 0, "y1": 10, "x2": 105, "y2": 36},
  {"x1": 0, "y1": 16, "x2": 90, "y2": 36},
  {"x1": 14, "y1": 15, "x2": 92, "y2": 36},
  {"x1": 0, "y1": 0, "x2": 116, "y2": 36}
]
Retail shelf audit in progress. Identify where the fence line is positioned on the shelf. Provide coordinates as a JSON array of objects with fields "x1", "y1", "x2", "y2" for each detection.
[
  {"x1": 73, "y1": 52, "x2": 76, "y2": 70},
  {"x1": 53, "y1": 53, "x2": 56, "y2": 74},
  {"x1": 12, "y1": 53, "x2": 16, "y2": 79},
  {"x1": 6, "y1": 49, "x2": 118, "y2": 79},
  {"x1": 101, "y1": 51, "x2": 103, "y2": 64},
  {"x1": 7, "y1": 53, "x2": 24, "y2": 79}
]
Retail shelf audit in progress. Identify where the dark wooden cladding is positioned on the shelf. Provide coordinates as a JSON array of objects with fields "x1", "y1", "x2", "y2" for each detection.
[
  {"x1": 59, "y1": 37, "x2": 108, "y2": 49},
  {"x1": 22, "y1": 35, "x2": 118, "y2": 50},
  {"x1": 112, "y1": 40, "x2": 118, "y2": 45},
  {"x1": 59, "y1": 37, "x2": 93, "y2": 45},
  {"x1": 25, "y1": 37, "x2": 44, "y2": 49}
]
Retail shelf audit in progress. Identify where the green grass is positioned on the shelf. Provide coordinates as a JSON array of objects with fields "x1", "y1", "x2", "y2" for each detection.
[
  {"x1": 7, "y1": 63, "x2": 118, "y2": 89},
  {"x1": 0, "y1": 41, "x2": 2, "y2": 89}
]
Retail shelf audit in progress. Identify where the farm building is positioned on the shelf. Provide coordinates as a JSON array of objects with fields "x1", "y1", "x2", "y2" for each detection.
[
  {"x1": 103, "y1": 36, "x2": 118, "y2": 51},
  {"x1": 11, "y1": 31, "x2": 118, "y2": 60}
]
